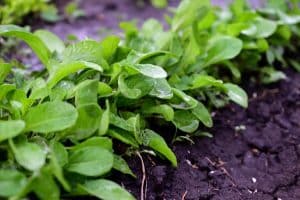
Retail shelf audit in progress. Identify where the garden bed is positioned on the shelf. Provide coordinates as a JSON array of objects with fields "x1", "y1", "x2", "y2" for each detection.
[{"x1": 2, "y1": 0, "x2": 300, "y2": 200}]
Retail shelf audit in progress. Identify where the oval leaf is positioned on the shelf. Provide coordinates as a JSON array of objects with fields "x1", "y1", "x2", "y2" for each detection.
[
  {"x1": 48, "y1": 61, "x2": 103, "y2": 88},
  {"x1": 66, "y1": 147, "x2": 113, "y2": 177},
  {"x1": 79, "y1": 179, "x2": 135, "y2": 200},
  {"x1": 205, "y1": 36, "x2": 243, "y2": 66},
  {"x1": 24, "y1": 101, "x2": 78, "y2": 133},
  {"x1": 0, "y1": 170, "x2": 27, "y2": 197},
  {"x1": 0, "y1": 120, "x2": 25, "y2": 142},
  {"x1": 10, "y1": 140, "x2": 46, "y2": 171},
  {"x1": 72, "y1": 104, "x2": 102, "y2": 140},
  {"x1": 142, "y1": 103, "x2": 174, "y2": 121},
  {"x1": 133, "y1": 64, "x2": 167, "y2": 78},
  {"x1": 172, "y1": 110, "x2": 199, "y2": 133},
  {"x1": 0, "y1": 62, "x2": 11, "y2": 84},
  {"x1": 0, "y1": 25, "x2": 50, "y2": 65},
  {"x1": 73, "y1": 137, "x2": 113, "y2": 151},
  {"x1": 242, "y1": 17, "x2": 277, "y2": 38},
  {"x1": 224, "y1": 83, "x2": 248, "y2": 108},
  {"x1": 113, "y1": 155, "x2": 135, "y2": 177},
  {"x1": 34, "y1": 30, "x2": 65, "y2": 54},
  {"x1": 149, "y1": 79, "x2": 173, "y2": 99},
  {"x1": 142, "y1": 129, "x2": 177, "y2": 167},
  {"x1": 191, "y1": 102, "x2": 213, "y2": 127},
  {"x1": 99, "y1": 101, "x2": 110, "y2": 136}
]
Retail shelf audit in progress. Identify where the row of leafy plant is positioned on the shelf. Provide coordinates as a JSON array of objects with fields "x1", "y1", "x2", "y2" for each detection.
[
  {"x1": 0, "y1": 0, "x2": 300, "y2": 199},
  {"x1": 0, "y1": 0, "x2": 88, "y2": 25},
  {"x1": 0, "y1": 0, "x2": 56, "y2": 24}
]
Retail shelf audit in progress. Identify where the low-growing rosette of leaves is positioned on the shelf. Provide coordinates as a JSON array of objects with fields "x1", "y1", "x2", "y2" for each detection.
[{"x1": 0, "y1": 0, "x2": 300, "y2": 199}]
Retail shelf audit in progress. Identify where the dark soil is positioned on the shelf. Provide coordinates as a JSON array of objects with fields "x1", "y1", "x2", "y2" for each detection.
[{"x1": 118, "y1": 70, "x2": 300, "y2": 200}]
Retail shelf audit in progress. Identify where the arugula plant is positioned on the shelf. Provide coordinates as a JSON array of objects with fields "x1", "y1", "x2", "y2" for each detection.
[
  {"x1": 158, "y1": 0, "x2": 300, "y2": 84},
  {"x1": 1, "y1": 0, "x2": 300, "y2": 199},
  {"x1": 0, "y1": 25, "x2": 179, "y2": 199},
  {"x1": 0, "y1": 23, "x2": 240, "y2": 199}
]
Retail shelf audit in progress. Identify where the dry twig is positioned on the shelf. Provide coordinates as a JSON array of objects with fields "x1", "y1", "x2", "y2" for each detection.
[
  {"x1": 136, "y1": 151, "x2": 146, "y2": 200},
  {"x1": 181, "y1": 190, "x2": 188, "y2": 200}
]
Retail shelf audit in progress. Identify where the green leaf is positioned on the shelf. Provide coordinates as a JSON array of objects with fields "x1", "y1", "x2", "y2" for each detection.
[
  {"x1": 224, "y1": 83, "x2": 248, "y2": 108},
  {"x1": 0, "y1": 25, "x2": 50, "y2": 65},
  {"x1": 0, "y1": 84, "x2": 16, "y2": 100},
  {"x1": 107, "y1": 128, "x2": 139, "y2": 148},
  {"x1": 62, "y1": 40, "x2": 105, "y2": 65},
  {"x1": 98, "y1": 82, "x2": 113, "y2": 97},
  {"x1": 142, "y1": 129, "x2": 177, "y2": 167},
  {"x1": 173, "y1": 110, "x2": 199, "y2": 133},
  {"x1": 24, "y1": 101, "x2": 78, "y2": 133},
  {"x1": 66, "y1": 146, "x2": 113, "y2": 176},
  {"x1": 79, "y1": 179, "x2": 135, "y2": 200},
  {"x1": 127, "y1": 50, "x2": 169, "y2": 64},
  {"x1": 0, "y1": 170, "x2": 27, "y2": 197},
  {"x1": 191, "y1": 75, "x2": 224, "y2": 89},
  {"x1": 0, "y1": 62, "x2": 11, "y2": 84},
  {"x1": 75, "y1": 80, "x2": 98, "y2": 107},
  {"x1": 51, "y1": 142, "x2": 68, "y2": 167},
  {"x1": 260, "y1": 67, "x2": 286, "y2": 84},
  {"x1": 118, "y1": 74, "x2": 141, "y2": 99},
  {"x1": 204, "y1": 36, "x2": 243, "y2": 66},
  {"x1": 101, "y1": 36, "x2": 120, "y2": 61},
  {"x1": 50, "y1": 80, "x2": 75, "y2": 101},
  {"x1": 32, "y1": 168, "x2": 60, "y2": 200},
  {"x1": 127, "y1": 115, "x2": 142, "y2": 144},
  {"x1": 191, "y1": 102, "x2": 212, "y2": 127},
  {"x1": 149, "y1": 78, "x2": 173, "y2": 99},
  {"x1": 242, "y1": 17, "x2": 277, "y2": 38},
  {"x1": 126, "y1": 64, "x2": 167, "y2": 79},
  {"x1": 10, "y1": 89, "x2": 32, "y2": 116},
  {"x1": 72, "y1": 104, "x2": 102, "y2": 140},
  {"x1": 142, "y1": 103, "x2": 174, "y2": 121},
  {"x1": 72, "y1": 137, "x2": 113, "y2": 151},
  {"x1": 50, "y1": 142, "x2": 70, "y2": 191},
  {"x1": 0, "y1": 120, "x2": 25, "y2": 142},
  {"x1": 34, "y1": 30, "x2": 65, "y2": 54},
  {"x1": 277, "y1": 11, "x2": 300, "y2": 25},
  {"x1": 10, "y1": 140, "x2": 46, "y2": 171},
  {"x1": 118, "y1": 74, "x2": 153, "y2": 99},
  {"x1": 172, "y1": 0, "x2": 210, "y2": 31},
  {"x1": 99, "y1": 101, "x2": 110, "y2": 135},
  {"x1": 47, "y1": 61, "x2": 103, "y2": 89},
  {"x1": 109, "y1": 113, "x2": 134, "y2": 132},
  {"x1": 113, "y1": 155, "x2": 136, "y2": 177},
  {"x1": 171, "y1": 88, "x2": 198, "y2": 109},
  {"x1": 29, "y1": 78, "x2": 49, "y2": 100}
]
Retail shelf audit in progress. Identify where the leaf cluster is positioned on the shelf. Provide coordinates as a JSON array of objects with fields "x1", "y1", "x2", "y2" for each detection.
[{"x1": 0, "y1": 0, "x2": 57, "y2": 24}]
